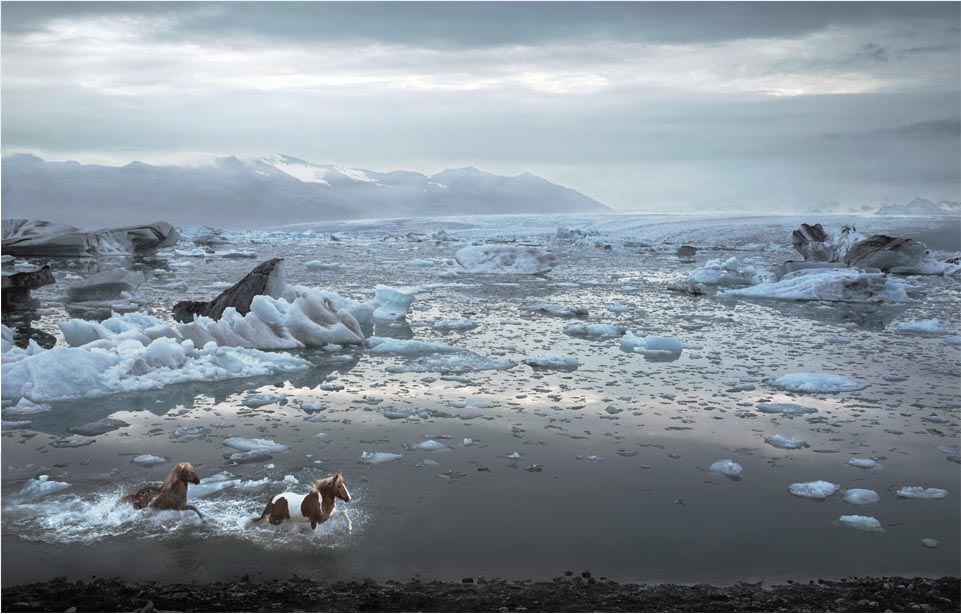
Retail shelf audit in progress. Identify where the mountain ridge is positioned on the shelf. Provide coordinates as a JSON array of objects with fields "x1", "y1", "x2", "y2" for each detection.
[{"x1": 0, "y1": 153, "x2": 611, "y2": 228}]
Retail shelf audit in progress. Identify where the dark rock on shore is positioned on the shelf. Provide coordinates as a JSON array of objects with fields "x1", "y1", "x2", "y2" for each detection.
[
  {"x1": 3, "y1": 576, "x2": 958, "y2": 612},
  {"x1": 173, "y1": 258, "x2": 284, "y2": 322}
]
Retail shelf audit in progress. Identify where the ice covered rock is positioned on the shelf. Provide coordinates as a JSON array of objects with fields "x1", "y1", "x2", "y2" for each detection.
[
  {"x1": 173, "y1": 258, "x2": 285, "y2": 322},
  {"x1": 896, "y1": 486, "x2": 948, "y2": 499},
  {"x1": 836, "y1": 515, "x2": 883, "y2": 532},
  {"x1": 718, "y1": 268, "x2": 911, "y2": 303},
  {"x1": 524, "y1": 354, "x2": 579, "y2": 370},
  {"x1": 2, "y1": 219, "x2": 178, "y2": 257},
  {"x1": 65, "y1": 268, "x2": 145, "y2": 303},
  {"x1": 676, "y1": 245, "x2": 698, "y2": 259},
  {"x1": 709, "y1": 459, "x2": 743, "y2": 479},
  {"x1": 687, "y1": 257, "x2": 772, "y2": 287},
  {"x1": 371, "y1": 286, "x2": 415, "y2": 320},
  {"x1": 755, "y1": 402, "x2": 818, "y2": 416},
  {"x1": 2, "y1": 265, "x2": 55, "y2": 310},
  {"x1": 772, "y1": 372, "x2": 865, "y2": 393},
  {"x1": 367, "y1": 337, "x2": 458, "y2": 355},
  {"x1": 455, "y1": 245, "x2": 558, "y2": 274},
  {"x1": 896, "y1": 319, "x2": 948, "y2": 335},
  {"x1": 19, "y1": 475, "x2": 70, "y2": 498},
  {"x1": 788, "y1": 481, "x2": 840, "y2": 499},
  {"x1": 223, "y1": 437, "x2": 288, "y2": 453},
  {"x1": 361, "y1": 451, "x2": 403, "y2": 464},
  {"x1": 847, "y1": 458, "x2": 880, "y2": 469},
  {"x1": 765, "y1": 434, "x2": 810, "y2": 450},
  {"x1": 842, "y1": 489, "x2": 880, "y2": 505}
]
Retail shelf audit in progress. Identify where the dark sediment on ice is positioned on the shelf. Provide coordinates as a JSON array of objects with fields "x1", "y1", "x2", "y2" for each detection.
[{"x1": 3, "y1": 575, "x2": 959, "y2": 612}]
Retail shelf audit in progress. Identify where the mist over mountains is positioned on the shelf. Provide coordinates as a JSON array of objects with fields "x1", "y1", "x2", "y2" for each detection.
[{"x1": 0, "y1": 154, "x2": 611, "y2": 229}]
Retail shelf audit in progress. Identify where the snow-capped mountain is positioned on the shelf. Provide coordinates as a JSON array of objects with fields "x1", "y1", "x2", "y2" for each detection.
[
  {"x1": 1, "y1": 153, "x2": 610, "y2": 228},
  {"x1": 875, "y1": 197, "x2": 961, "y2": 216}
]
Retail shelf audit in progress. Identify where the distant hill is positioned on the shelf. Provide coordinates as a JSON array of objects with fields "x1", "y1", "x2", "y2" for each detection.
[
  {"x1": 875, "y1": 197, "x2": 961, "y2": 216},
  {"x1": 0, "y1": 153, "x2": 611, "y2": 228}
]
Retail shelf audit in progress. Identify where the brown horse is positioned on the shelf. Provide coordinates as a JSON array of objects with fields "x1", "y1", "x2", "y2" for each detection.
[
  {"x1": 251, "y1": 473, "x2": 351, "y2": 531},
  {"x1": 121, "y1": 462, "x2": 203, "y2": 520}
]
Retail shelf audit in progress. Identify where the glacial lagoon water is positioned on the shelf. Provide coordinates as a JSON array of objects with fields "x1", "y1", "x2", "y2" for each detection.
[{"x1": 2, "y1": 213, "x2": 959, "y2": 586}]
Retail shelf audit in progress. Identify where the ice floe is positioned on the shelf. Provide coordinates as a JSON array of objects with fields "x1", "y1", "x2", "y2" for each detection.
[
  {"x1": 455, "y1": 245, "x2": 558, "y2": 274},
  {"x1": 386, "y1": 353, "x2": 515, "y2": 374},
  {"x1": 788, "y1": 481, "x2": 840, "y2": 499},
  {"x1": 524, "y1": 354, "x2": 579, "y2": 370},
  {"x1": 895, "y1": 319, "x2": 948, "y2": 335},
  {"x1": 19, "y1": 475, "x2": 70, "y2": 499},
  {"x1": 361, "y1": 451, "x2": 403, "y2": 464},
  {"x1": 563, "y1": 323, "x2": 626, "y2": 338},
  {"x1": 847, "y1": 458, "x2": 880, "y2": 469},
  {"x1": 223, "y1": 437, "x2": 289, "y2": 453},
  {"x1": 771, "y1": 373, "x2": 865, "y2": 393},
  {"x1": 131, "y1": 454, "x2": 169, "y2": 467},
  {"x1": 896, "y1": 487, "x2": 948, "y2": 499},
  {"x1": 765, "y1": 434, "x2": 810, "y2": 450},
  {"x1": 755, "y1": 402, "x2": 818, "y2": 416},
  {"x1": 415, "y1": 440, "x2": 449, "y2": 451},
  {"x1": 367, "y1": 337, "x2": 459, "y2": 355},
  {"x1": 709, "y1": 459, "x2": 743, "y2": 479},
  {"x1": 836, "y1": 515, "x2": 883, "y2": 532},
  {"x1": 842, "y1": 489, "x2": 880, "y2": 505},
  {"x1": 687, "y1": 257, "x2": 772, "y2": 287},
  {"x1": 620, "y1": 332, "x2": 701, "y2": 358}
]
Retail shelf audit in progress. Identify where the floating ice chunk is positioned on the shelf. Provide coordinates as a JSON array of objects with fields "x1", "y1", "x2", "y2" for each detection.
[
  {"x1": 522, "y1": 303, "x2": 588, "y2": 317},
  {"x1": 3, "y1": 420, "x2": 32, "y2": 430},
  {"x1": 235, "y1": 477, "x2": 273, "y2": 493},
  {"x1": 301, "y1": 401, "x2": 325, "y2": 411},
  {"x1": 836, "y1": 515, "x2": 883, "y2": 532},
  {"x1": 945, "y1": 336, "x2": 961, "y2": 345},
  {"x1": 765, "y1": 434, "x2": 810, "y2": 450},
  {"x1": 367, "y1": 337, "x2": 459, "y2": 355},
  {"x1": 304, "y1": 261, "x2": 343, "y2": 271},
  {"x1": 224, "y1": 449, "x2": 274, "y2": 464},
  {"x1": 455, "y1": 245, "x2": 558, "y2": 274},
  {"x1": 755, "y1": 402, "x2": 818, "y2": 416},
  {"x1": 223, "y1": 437, "x2": 288, "y2": 453},
  {"x1": 431, "y1": 319, "x2": 478, "y2": 331},
  {"x1": 524, "y1": 354, "x2": 579, "y2": 370},
  {"x1": 218, "y1": 250, "x2": 258, "y2": 259},
  {"x1": 507, "y1": 452, "x2": 522, "y2": 459},
  {"x1": 65, "y1": 268, "x2": 145, "y2": 302},
  {"x1": 842, "y1": 489, "x2": 880, "y2": 505},
  {"x1": 772, "y1": 373, "x2": 865, "y2": 393},
  {"x1": 896, "y1": 487, "x2": 948, "y2": 499},
  {"x1": 20, "y1": 475, "x2": 70, "y2": 498},
  {"x1": 620, "y1": 332, "x2": 701, "y2": 358},
  {"x1": 896, "y1": 319, "x2": 948, "y2": 335},
  {"x1": 415, "y1": 440, "x2": 448, "y2": 451},
  {"x1": 687, "y1": 257, "x2": 773, "y2": 287},
  {"x1": 462, "y1": 438, "x2": 474, "y2": 446},
  {"x1": 174, "y1": 247, "x2": 206, "y2": 257},
  {"x1": 608, "y1": 303, "x2": 631, "y2": 313},
  {"x1": 372, "y1": 286, "x2": 415, "y2": 320},
  {"x1": 788, "y1": 481, "x2": 840, "y2": 499},
  {"x1": 449, "y1": 400, "x2": 492, "y2": 409},
  {"x1": 718, "y1": 269, "x2": 912, "y2": 303},
  {"x1": 189, "y1": 472, "x2": 241, "y2": 499},
  {"x1": 386, "y1": 353, "x2": 514, "y2": 374},
  {"x1": 361, "y1": 451, "x2": 403, "y2": 464},
  {"x1": 847, "y1": 458, "x2": 879, "y2": 469},
  {"x1": 243, "y1": 393, "x2": 286, "y2": 408},
  {"x1": 709, "y1": 459, "x2": 743, "y2": 479},
  {"x1": 563, "y1": 323, "x2": 626, "y2": 338},
  {"x1": 131, "y1": 454, "x2": 169, "y2": 467},
  {"x1": 921, "y1": 538, "x2": 940, "y2": 548},
  {"x1": 3, "y1": 398, "x2": 51, "y2": 415}
]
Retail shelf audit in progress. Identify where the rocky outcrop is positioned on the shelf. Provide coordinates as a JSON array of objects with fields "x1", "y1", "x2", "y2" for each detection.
[
  {"x1": 1, "y1": 219, "x2": 179, "y2": 257},
  {"x1": 173, "y1": 258, "x2": 285, "y2": 322},
  {"x1": 1, "y1": 266, "x2": 55, "y2": 310}
]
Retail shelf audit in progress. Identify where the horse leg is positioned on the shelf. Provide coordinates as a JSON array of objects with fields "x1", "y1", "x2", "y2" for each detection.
[
  {"x1": 251, "y1": 500, "x2": 273, "y2": 524},
  {"x1": 340, "y1": 509, "x2": 352, "y2": 534},
  {"x1": 184, "y1": 504, "x2": 204, "y2": 521}
]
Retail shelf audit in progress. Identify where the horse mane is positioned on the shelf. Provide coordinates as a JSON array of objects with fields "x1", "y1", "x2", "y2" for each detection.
[{"x1": 160, "y1": 464, "x2": 189, "y2": 491}]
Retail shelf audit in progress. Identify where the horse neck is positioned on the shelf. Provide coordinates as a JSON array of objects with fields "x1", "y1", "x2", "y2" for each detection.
[
  {"x1": 165, "y1": 480, "x2": 188, "y2": 498},
  {"x1": 318, "y1": 489, "x2": 336, "y2": 519}
]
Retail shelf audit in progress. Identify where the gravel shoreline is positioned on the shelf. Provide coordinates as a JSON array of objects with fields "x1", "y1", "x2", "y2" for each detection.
[{"x1": 3, "y1": 575, "x2": 959, "y2": 612}]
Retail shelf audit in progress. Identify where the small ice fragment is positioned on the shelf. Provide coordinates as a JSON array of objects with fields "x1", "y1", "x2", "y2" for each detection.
[
  {"x1": 847, "y1": 458, "x2": 879, "y2": 469},
  {"x1": 415, "y1": 439, "x2": 448, "y2": 451},
  {"x1": 771, "y1": 373, "x2": 865, "y2": 393},
  {"x1": 896, "y1": 487, "x2": 948, "y2": 499},
  {"x1": 361, "y1": 451, "x2": 403, "y2": 464},
  {"x1": 765, "y1": 434, "x2": 810, "y2": 450},
  {"x1": 19, "y1": 475, "x2": 70, "y2": 498},
  {"x1": 131, "y1": 454, "x2": 169, "y2": 467},
  {"x1": 709, "y1": 459, "x2": 743, "y2": 479},
  {"x1": 921, "y1": 538, "x2": 940, "y2": 548}
]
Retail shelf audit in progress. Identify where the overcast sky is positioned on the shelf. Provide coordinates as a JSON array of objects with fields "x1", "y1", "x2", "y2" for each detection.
[{"x1": 2, "y1": 2, "x2": 959, "y2": 211}]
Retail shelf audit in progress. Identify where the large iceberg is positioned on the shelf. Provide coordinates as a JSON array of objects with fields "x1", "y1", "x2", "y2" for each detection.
[
  {"x1": 455, "y1": 245, "x2": 558, "y2": 274},
  {"x1": 1, "y1": 219, "x2": 178, "y2": 257}
]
